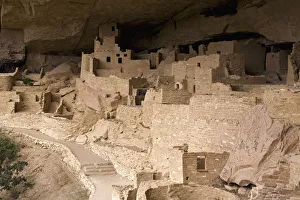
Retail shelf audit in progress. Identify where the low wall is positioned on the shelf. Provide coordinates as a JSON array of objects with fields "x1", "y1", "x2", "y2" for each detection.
[{"x1": 88, "y1": 142, "x2": 150, "y2": 182}]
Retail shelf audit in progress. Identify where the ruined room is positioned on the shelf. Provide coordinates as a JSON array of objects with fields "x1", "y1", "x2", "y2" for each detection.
[{"x1": 0, "y1": 0, "x2": 300, "y2": 200}]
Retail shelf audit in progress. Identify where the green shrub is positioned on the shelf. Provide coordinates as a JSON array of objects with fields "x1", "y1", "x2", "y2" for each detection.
[
  {"x1": 22, "y1": 78, "x2": 34, "y2": 86},
  {"x1": 0, "y1": 129, "x2": 30, "y2": 199}
]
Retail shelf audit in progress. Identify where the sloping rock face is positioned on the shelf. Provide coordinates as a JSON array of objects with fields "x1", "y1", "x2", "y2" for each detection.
[
  {"x1": 1, "y1": 0, "x2": 299, "y2": 53},
  {"x1": 220, "y1": 105, "x2": 300, "y2": 187}
]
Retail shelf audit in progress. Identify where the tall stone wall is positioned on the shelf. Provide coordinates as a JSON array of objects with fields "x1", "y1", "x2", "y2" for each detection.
[{"x1": 150, "y1": 93, "x2": 257, "y2": 174}]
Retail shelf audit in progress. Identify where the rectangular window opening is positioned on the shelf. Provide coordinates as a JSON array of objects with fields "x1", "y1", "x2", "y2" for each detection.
[
  {"x1": 118, "y1": 57, "x2": 122, "y2": 64},
  {"x1": 106, "y1": 57, "x2": 111, "y2": 63},
  {"x1": 112, "y1": 26, "x2": 115, "y2": 32},
  {"x1": 197, "y1": 156, "x2": 206, "y2": 171}
]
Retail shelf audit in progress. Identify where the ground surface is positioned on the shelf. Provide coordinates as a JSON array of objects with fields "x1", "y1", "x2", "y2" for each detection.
[{"x1": 0, "y1": 134, "x2": 89, "y2": 200}]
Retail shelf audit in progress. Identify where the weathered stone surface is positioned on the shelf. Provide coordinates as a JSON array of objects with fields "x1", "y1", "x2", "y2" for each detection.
[
  {"x1": 25, "y1": 54, "x2": 81, "y2": 72},
  {"x1": 41, "y1": 61, "x2": 78, "y2": 85},
  {"x1": 1, "y1": 0, "x2": 300, "y2": 53},
  {"x1": 86, "y1": 119, "x2": 110, "y2": 142},
  {"x1": 59, "y1": 87, "x2": 75, "y2": 97},
  {"x1": 0, "y1": 29, "x2": 25, "y2": 62},
  {"x1": 220, "y1": 105, "x2": 300, "y2": 186},
  {"x1": 1, "y1": 0, "x2": 235, "y2": 53},
  {"x1": 132, "y1": 0, "x2": 300, "y2": 50},
  {"x1": 75, "y1": 134, "x2": 88, "y2": 144}
]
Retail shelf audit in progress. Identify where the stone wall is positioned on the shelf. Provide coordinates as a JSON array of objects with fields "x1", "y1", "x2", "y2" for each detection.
[
  {"x1": 85, "y1": 75, "x2": 130, "y2": 96},
  {"x1": 189, "y1": 94, "x2": 257, "y2": 121},
  {"x1": 0, "y1": 91, "x2": 20, "y2": 114},
  {"x1": 266, "y1": 50, "x2": 290, "y2": 75},
  {"x1": 0, "y1": 74, "x2": 15, "y2": 91},
  {"x1": 263, "y1": 89, "x2": 300, "y2": 125},
  {"x1": 220, "y1": 53, "x2": 245, "y2": 76},
  {"x1": 182, "y1": 152, "x2": 229, "y2": 186},
  {"x1": 150, "y1": 93, "x2": 257, "y2": 174},
  {"x1": 207, "y1": 41, "x2": 236, "y2": 55},
  {"x1": 161, "y1": 89, "x2": 191, "y2": 104},
  {"x1": 88, "y1": 142, "x2": 150, "y2": 181}
]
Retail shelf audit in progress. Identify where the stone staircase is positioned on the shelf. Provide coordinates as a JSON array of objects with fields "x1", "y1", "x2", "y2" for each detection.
[{"x1": 82, "y1": 163, "x2": 117, "y2": 176}]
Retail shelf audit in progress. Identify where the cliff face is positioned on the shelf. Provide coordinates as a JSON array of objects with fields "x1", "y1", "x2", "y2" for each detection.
[
  {"x1": 1, "y1": 0, "x2": 233, "y2": 53},
  {"x1": 1, "y1": 0, "x2": 299, "y2": 54}
]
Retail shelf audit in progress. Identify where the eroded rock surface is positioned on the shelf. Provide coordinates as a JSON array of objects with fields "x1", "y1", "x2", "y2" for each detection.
[{"x1": 220, "y1": 105, "x2": 300, "y2": 187}]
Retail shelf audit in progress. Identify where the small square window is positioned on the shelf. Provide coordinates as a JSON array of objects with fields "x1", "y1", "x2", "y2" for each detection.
[
  {"x1": 124, "y1": 54, "x2": 128, "y2": 57},
  {"x1": 197, "y1": 63, "x2": 201, "y2": 67},
  {"x1": 116, "y1": 54, "x2": 120, "y2": 57},
  {"x1": 197, "y1": 156, "x2": 206, "y2": 171},
  {"x1": 106, "y1": 57, "x2": 111, "y2": 63}
]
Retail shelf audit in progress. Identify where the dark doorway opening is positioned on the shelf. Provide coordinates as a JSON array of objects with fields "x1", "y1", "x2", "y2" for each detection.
[{"x1": 118, "y1": 58, "x2": 123, "y2": 64}]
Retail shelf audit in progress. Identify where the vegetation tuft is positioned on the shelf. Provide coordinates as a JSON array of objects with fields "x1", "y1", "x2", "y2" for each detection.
[{"x1": 0, "y1": 129, "x2": 31, "y2": 199}]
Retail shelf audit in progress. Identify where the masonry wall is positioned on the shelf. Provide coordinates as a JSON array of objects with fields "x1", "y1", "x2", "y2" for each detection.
[
  {"x1": 220, "y1": 54, "x2": 245, "y2": 76},
  {"x1": 182, "y1": 152, "x2": 230, "y2": 186},
  {"x1": 0, "y1": 91, "x2": 20, "y2": 114},
  {"x1": 161, "y1": 89, "x2": 191, "y2": 104},
  {"x1": 263, "y1": 89, "x2": 300, "y2": 125},
  {"x1": 136, "y1": 53, "x2": 160, "y2": 69},
  {"x1": 155, "y1": 76, "x2": 175, "y2": 90},
  {"x1": 207, "y1": 41, "x2": 236, "y2": 55},
  {"x1": 266, "y1": 51, "x2": 290, "y2": 75},
  {"x1": 172, "y1": 61, "x2": 195, "y2": 93},
  {"x1": 121, "y1": 60, "x2": 150, "y2": 78},
  {"x1": 189, "y1": 94, "x2": 257, "y2": 120},
  {"x1": 172, "y1": 61, "x2": 188, "y2": 81},
  {"x1": 236, "y1": 39, "x2": 266, "y2": 75},
  {"x1": 206, "y1": 40, "x2": 266, "y2": 75},
  {"x1": 150, "y1": 93, "x2": 257, "y2": 174},
  {"x1": 85, "y1": 74, "x2": 130, "y2": 96}
]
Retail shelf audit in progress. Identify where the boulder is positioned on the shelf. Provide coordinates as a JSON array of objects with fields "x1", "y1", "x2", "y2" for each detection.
[
  {"x1": 76, "y1": 79, "x2": 102, "y2": 111},
  {"x1": 59, "y1": 87, "x2": 75, "y2": 97},
  {"x1": 265, "y1": 71, "x2": 281, "y2": 84},
  {"x1": 86, "y1": 119, "x2": 110, "y2": 142},
  {"x1": 75, "y1": 135, "x2": 88, "y2": 145},
  {"x1": 41, "y1": 61, "x2": 78, "y2": 85},
  {"x1": 238, "y1": 187, "x2": 250, "y2": 195}
]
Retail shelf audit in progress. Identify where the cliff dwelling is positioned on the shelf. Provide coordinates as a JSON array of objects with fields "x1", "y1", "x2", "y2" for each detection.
[{"x1": 1, "y1": 0, "x2": 300, "y2": 200}]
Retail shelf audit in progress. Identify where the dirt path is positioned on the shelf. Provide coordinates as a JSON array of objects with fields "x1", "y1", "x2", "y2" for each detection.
[{"x1": 7, "y1": 127, "x2": 132, "y2": 200}]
